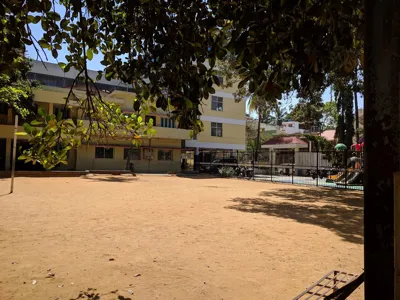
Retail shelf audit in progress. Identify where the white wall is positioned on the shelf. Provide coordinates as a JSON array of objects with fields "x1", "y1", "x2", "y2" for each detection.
[{"x1": 295, "y1": 152, "x2": 332, "y2": 168}]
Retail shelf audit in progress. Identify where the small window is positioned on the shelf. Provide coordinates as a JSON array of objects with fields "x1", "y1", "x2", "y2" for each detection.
[
  {"x1": 288, "y1": 124, "x2": 293, "y2": 127},
  {"x1": 158, "y1": 149, "x2": 173, "y2": 161},
  {"x1": 161, "y1": 117, "x2": 175, "y2": 128},
  {"x1": 123, "y1": 148, "x2": 141, "y2": 160},
  {"x1": 145, "y1": 115, "x2": 156, "y2": 126},
  {"x1": 95, "y1": 147, "x2": 114, "y2": 159},
  {"x1": 211, "y1": 96, "x2": 223, "y2": 111},
  {"x1": 211, "y1": 122, "x2": 223, "y2": 137}
]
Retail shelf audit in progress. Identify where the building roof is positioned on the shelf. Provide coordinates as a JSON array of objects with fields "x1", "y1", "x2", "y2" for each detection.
[
  {"x1": 321, "y1": 130, "x2": 336, "y2": 142},
  {"x1": 261, "y1": 136, "x2": 308, "y2": 149}
]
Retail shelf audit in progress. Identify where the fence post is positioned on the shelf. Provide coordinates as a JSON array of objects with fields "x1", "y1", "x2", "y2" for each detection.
[
  {"x1": 222, "y1": 150, "x2": 225, "y2": 167},
  {"x1": 344, "y1": 149, "x2": 348, "y2": 190},
  {"x1": 316, "y1": 148, "x2": 319, "y2": 187},
  {"x1": 292, "y1": 149, "x2": 295, "y2": 185},
  {"x1": 270, "y1": 150, "x2": 273, "y2": 182},
  {"x1": 237, "y1": 150, "x2": 239, "y2": 168},
  {"x1": 252, "y1": 149, "x2": 255, "y2": 180}
]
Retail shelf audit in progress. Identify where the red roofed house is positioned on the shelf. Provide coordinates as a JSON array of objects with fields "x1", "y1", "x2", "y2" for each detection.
[
  {"x1": 261, "y1": 136, "x2": 309, "y2": 150},
  {"x1": 261, "y1": 136, "x2": 309, "y2": 166},
  {"x1": 320, "y1": 130, "x2": 336, "y2": 143}
]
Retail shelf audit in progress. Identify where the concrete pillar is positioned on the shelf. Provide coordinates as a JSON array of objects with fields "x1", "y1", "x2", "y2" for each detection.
[
  {"x1": 5, "y1": 138, "x2": 11, "y2": 170},
  {"x1": 194, "y1": 147, "x2": 200, "y2": 171},
  {"x1": 48, "y1": 103, "x2": 54, "y2": 115}
]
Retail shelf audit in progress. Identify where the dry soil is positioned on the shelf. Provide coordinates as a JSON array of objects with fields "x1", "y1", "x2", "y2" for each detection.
[{"x1": 0, "y1": 175, "x2": 363, "y2": 300}]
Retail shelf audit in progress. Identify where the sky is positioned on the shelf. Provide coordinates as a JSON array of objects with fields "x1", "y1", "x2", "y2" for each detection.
[{"x1": 26, "y1": 3, "x2": 363, "y2": 115}]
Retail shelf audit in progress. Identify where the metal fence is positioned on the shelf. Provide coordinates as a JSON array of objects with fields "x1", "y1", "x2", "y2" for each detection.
[{"x1": 198, "y1": 149, "x2": 364, "y2": 191}]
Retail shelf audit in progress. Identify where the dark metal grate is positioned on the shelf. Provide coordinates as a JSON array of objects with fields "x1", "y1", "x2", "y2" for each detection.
[{"x1": 293, "y1": 270, "x2": 358, "y2": 299}]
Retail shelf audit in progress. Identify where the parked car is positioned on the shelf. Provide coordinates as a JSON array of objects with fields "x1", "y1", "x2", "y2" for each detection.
[{"x1": 200, "y1": 158, "x2": 238, "y2": 174}]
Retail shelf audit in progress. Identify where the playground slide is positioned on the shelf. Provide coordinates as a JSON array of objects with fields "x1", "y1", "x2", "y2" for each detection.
[
  {"x1": 336, "y1": 172, "x2": 362, "y2": 186},
  {"x1": 346, "y1": 172, "x2": 361, "y2": 184}
]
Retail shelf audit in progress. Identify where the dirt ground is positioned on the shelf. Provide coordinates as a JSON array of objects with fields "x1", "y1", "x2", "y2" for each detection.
[{"x1": 0, "y1": 175, "x2": 363, "y2": 300}]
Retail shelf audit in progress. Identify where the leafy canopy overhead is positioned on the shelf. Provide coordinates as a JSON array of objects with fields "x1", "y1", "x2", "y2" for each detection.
[{"x1": 1, "y1": 0, "x2": 363, "y2": 168}]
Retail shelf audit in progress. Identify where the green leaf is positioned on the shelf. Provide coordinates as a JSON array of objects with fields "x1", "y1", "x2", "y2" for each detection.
[
  {"x1": 27, "y1": 15, "x2": 41, "y2": 24},
  {"x1": 58, "y1": 62, "x2": 66, "y2": 69},
  {"x1": 238, "y1": 78, "x2": 248, "y2": 89},
  {"x1": 30, "y1": 120, "x2": 43, "y2": 126},
  {"x1": 87, "y1": 48, "x2": 93, "y2": 60},
  {"x1": 38, "y1": 107, "x2": 46, "y2": 117},
  {"x1": 23, "y1": 123, "x2": 32, "y2": 134},
  {"x1": 16, "y1": 132, "x2": 28, "y2": 136},
  {"x1": 38, "y1": 39, "x2": 50, "y2": 50},
  {"x1": 212, "y1": 75, "x2": 220, "y2": 86},
  {"x1": 52, "y1": 49, "x2": 58, "y2": 59},
  {"x1": 249, "y1": 81, "x2": 256, "y2": 93}
]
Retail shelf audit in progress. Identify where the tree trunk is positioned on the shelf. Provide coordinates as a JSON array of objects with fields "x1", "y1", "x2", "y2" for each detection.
[
  {"x1": 364, "y1": 1, "x2": 400, "y2": 298},
  {"x1": 354, "y1": 90, "x2": 359, "y2": 142},
  {"x1": 255, "y1": 109, "x2": 262, "y2": 162},
  {"x1": 354, "y1": 74, "x2": 360, "y2": 142}
]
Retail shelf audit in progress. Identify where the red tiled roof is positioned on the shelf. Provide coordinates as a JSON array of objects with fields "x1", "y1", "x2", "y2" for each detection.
[
  {"x1": 321, "y1": 130, "x2": 336, "y2": 141},
  {"x1": 263, "y1": 136, "x2": 308, "y2": 146}
]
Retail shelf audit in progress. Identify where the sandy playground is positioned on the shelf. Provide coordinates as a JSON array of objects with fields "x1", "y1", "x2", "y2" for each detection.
[{"x1": 0, "y1": 175, "x2": 363, "y2": 300}]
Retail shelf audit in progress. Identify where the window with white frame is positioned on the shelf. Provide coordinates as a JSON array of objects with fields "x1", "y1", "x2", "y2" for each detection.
[
  {"x1": 211, "y1": 122, "x2": 223, "y2": 137},
  {"x1": 160, "y1": 117, "x2": 175, "y2": 128},
  {"x1": 95, "y1": 147, "x2": 114, "y2": 159},
  {"x1": 211, "y1": 96, "x2": 223, "y2": 111},
  {"x1": 158, "y1": 149, "x2": 173, "y2": 161},
  {"x1": 123, "y1": 148, "x2": 141, "y2": 160}
]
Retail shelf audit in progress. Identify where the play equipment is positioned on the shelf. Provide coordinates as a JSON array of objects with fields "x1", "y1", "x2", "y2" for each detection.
[
  {"x1": 293, "y1": 270, "x2": 363, "y2": 299},
  {"x1": 334, "y1": 143, "x2": 347, "y2": 151}
]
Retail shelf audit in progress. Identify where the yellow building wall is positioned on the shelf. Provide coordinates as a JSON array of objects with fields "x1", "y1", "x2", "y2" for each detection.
[
  {"x1": 202, "y1": 91, "x2": 246, "y2": 121},
  {"x1": 197, "y1": 121, "x2": 246, "y2": 145},
  {"x1": 75, "y1": 138, "x2": 181, "y2": 173}
]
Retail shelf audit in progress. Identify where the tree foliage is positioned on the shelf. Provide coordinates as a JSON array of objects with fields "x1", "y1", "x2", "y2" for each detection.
[
  {"x1": 1, "y1": 0, "x2": 363, "y2": 168},
  {"x1": 334, "y1": 81, "x2": 355, "y2": 147},
  {"x1": 0, "y1": 57, "x2": 37, "y2": 118},
  {"x1": 321, "y1": 101, "x2": 338, "y2": 130},
  {"x1": 287, "y1": 91, "x2": 324, "y2": 130}
]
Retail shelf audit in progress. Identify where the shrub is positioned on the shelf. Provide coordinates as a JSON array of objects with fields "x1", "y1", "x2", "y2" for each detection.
[{"x1": 218, "y1": 166, "x2": 235, "y2": 178}]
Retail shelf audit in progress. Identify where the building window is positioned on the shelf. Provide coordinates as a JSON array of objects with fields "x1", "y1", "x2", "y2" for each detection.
[
  {"x1": 158, "y1": 149, "x2": 173, "y2": 161},
  {"x1": 123, "y1": 148, "x2": 141, "y2": 160},
  {"x1": 211, "y1": 122, "x2": 223, "y2": 137},
  {"x1": 160, "y1": 117, "x2": 175, "y2": 128},
  {"x1": 211, "y1": 96, "x2": 223, "y2": 111},
  {"x1": 95, "y1": 147, "x2": 114, "y2": 159},
  {"x1": 288, "y1": 124, "x2": 293, "y2": 127},
  {"x1": 145, "y1": 115, "x2": 156, "y2": 126}
]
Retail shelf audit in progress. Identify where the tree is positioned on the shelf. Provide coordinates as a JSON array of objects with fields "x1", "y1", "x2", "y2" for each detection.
[
  {"x1": 321, "y1": 101, "x2": 338, "y2": 131},
  {"x1": 0, "y1": 57, "x2": 37, "y2": 118},
  {"x1": 4, "y1": 1, "x2": 399, "y2": 298},
  {"x1": 287, "y1": 91, "x2": 324, "y2": 130},
  {"x1": 248, "y1": 95, "x2": 276, "y2": 160},
  {"x1": 334, "y1": 81, "x2": 355, "y2": 148}
]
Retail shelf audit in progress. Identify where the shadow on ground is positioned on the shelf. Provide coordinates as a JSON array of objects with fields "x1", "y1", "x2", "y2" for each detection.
[
  {"x1": 176, "y1": 173, "x2": 219, "y2": 179},
  {"x1": 227, "y1": 188, "x2": 363, "y2": 244},
  {"x1": 259, "y1": 188, "x2": 363, "y2": 208},
  {"x1": 82, "y1": 176, "x2": 138, "y2": 183},
  {"x1": 70, "y1": 288, "x2": 132, "y2": 300}
]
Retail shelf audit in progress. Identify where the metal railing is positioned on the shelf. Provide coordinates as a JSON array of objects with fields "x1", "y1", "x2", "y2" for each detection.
[{"x1": 197, "y1": 149, "x2": 364, "y2": 191}]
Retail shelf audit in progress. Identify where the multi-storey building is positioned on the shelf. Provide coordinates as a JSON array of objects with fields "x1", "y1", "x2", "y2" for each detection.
[{"x1": 0, "y1": 60, "x2": 245, "y2": 173}]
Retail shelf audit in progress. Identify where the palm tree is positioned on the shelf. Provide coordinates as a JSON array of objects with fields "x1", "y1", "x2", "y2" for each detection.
[{"x1": 248, "y1": 95, "x2": 276, "y2": 161}]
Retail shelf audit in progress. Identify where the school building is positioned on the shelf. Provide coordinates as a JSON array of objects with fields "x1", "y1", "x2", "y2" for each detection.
[{"x1": 0, "y1": 60, "x2": 246, "y2": 173}]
